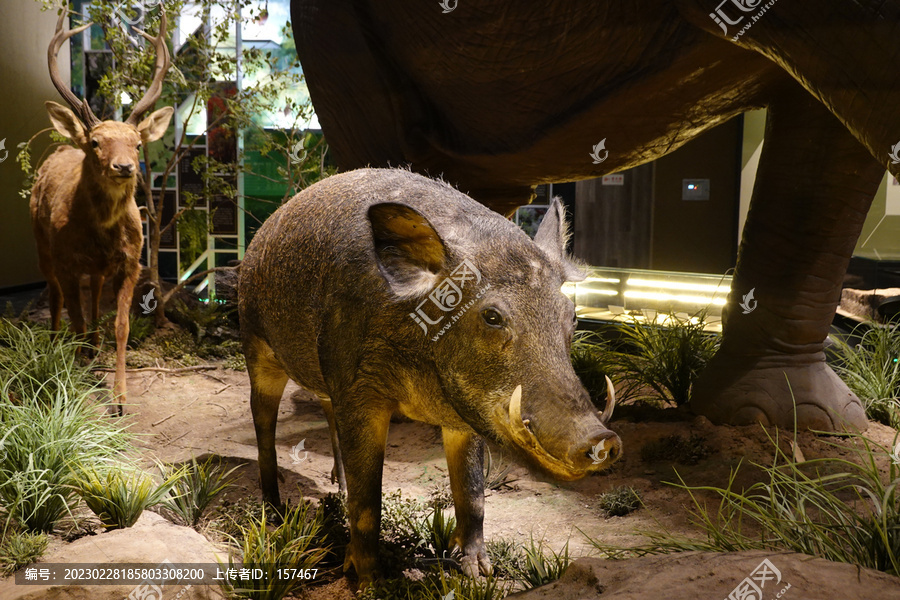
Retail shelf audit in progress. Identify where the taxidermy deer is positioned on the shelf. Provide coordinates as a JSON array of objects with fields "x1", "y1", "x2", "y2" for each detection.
[{"x1": 30, "y1": 7, "x2": 173, "y2": 414}]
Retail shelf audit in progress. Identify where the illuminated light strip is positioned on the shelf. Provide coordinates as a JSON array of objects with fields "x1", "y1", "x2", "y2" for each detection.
[
  {"x1": 624, "y1": 290, "x2": 727, "y2": 305},
  {"x1": 583, "y1": 277, "x2": 621, "y2": 284},
  {"x1": 626, "y1": 278, "x2": 730, "y2": 294},
  {"x1": 578, "y1": 288, "x2": 619, "y2": 296}
]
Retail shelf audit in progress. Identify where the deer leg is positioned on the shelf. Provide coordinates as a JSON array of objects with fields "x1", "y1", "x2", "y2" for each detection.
[
  {"x1": 89, "y1": 274, "x2": 105, "y2": 349},
  {"x1": 111, "y1": 268, "x2": 139, "y2": 415},
  {"x1": 47, "y1": 275, "x2": 63, "y2": 332},
  {"x1": 59, "y1": 274, "x2": 86, "y2": 339}
]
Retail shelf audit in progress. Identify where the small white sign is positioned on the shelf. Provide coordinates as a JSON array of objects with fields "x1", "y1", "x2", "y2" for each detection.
[{"x1": 601, "y1": 174, "x2": 624, "y2": 186}]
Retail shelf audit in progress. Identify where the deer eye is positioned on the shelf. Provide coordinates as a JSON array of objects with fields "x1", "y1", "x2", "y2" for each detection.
[
  {"x1": 482, "y1": 308, "x2": 504, "y2": 327},
  {"x1": 91, "y1": 139, "x2": 99, "y2": 148}
]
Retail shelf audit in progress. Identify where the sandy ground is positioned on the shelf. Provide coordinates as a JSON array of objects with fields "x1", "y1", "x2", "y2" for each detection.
[{"x1": 90, "y1": 358, "x2": 899, "y2": 598}]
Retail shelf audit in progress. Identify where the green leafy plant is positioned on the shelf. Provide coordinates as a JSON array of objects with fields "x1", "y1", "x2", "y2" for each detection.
[
  {"x1": 570, "y1": 331, "x2": 616, "y2": 409},
  {"x1": 0, "y1": 374, "x2": 132, "y2": 532},
  {"x1": 0, "y1": 319, "x2": 97, "y2": 403},
  {"x1": 597, "y1": 486, "x2": 642, "y2": 517},
  {"x1": 828, "y1": 321, "x2": 900, "y2": 428},
  {"x1": 220, "y1": 502, "x2": 328, "y2": 600},
  {"x1": 517, "y1": 538, "x2": 571, "y2": 590},
  {"x1": 0, "y1": 530, "x2": 48, "y2": 575},
  {"x1": 161, "y1": 455, "x2": 240, "y2": 528},
  {"x1": 485, "y1": 537, "x2": 524, "y2": 578},
  {"x1": 483, "y1": 448, "x2": 518, "y2": 492},
  {"x1": 589, "y1": 428, "x2": 900, "y2": 576},
  {"x1": 606, "y1": 312, "x2": 720, "y2": 406},
  {"x1": 73, "y1": 464, "x2": 185, "y2": 530},
  {"x1": 423, "y1": 506, "x2": 457, "y2": 561}
]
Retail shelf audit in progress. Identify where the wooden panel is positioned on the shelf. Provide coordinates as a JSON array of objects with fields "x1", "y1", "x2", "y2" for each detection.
[{"x1": 573, "y1": 164, "x2": 654, "y2": 268}]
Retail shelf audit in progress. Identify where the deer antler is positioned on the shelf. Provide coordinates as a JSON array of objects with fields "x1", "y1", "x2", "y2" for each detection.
[
  {"x1": 125, "y1": 8, "x2": 171, "y2": 125},
  {"x1": 48, "y1": 5, "x2": 100, "y2": 129}
]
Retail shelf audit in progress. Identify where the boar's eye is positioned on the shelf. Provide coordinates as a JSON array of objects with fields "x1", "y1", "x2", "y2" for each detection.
[
  {"x1": 91, "y1": 139, "x2": 99, "y2": 149},
  {"x1": 482, "y1": 308, "x2": 504, "y2": 327}
]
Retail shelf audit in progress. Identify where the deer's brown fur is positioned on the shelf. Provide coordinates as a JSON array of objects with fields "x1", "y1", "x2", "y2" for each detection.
[{"x1": 30, "y1": 6, "x2": 173, "y2": 414}]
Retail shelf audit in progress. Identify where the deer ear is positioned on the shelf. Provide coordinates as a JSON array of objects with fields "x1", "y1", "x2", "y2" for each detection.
[
  {"x1": 137, "y1": 106, "x2": 174, "y2": 142},
  {"x1": 534, "y1": 197, "x2": 586, "y2": 282},
  {"x1": 45, "y1": 101, "x2": 87, "y2": 145},
  {"x1": 368, "y1": 202, "x2": 447, "y2": 298}
]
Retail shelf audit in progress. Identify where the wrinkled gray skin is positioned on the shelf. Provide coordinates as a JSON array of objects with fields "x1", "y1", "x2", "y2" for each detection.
[{"x1": 238, "y1": 168, "x2": 621, "y2": 585}]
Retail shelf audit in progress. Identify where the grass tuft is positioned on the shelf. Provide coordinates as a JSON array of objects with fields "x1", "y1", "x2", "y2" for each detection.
[
  {"x1": 597, "y1": 486, "x2": 642, "y2": 517},
  {"x1": 160, "y1": 455, "x2": 240, "y2": 528},
  {"x1": 73, "y1": 463, "x2": 185, "y2": 529}
]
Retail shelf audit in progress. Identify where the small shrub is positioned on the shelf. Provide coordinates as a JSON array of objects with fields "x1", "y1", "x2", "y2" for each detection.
[
  {"x1": 161, "y1": 456, "x2": 240, "y2": 528},
  {"x1": 0, "y1": 319, "x2": 97, "y2": 402},
  {"x1": 208, "y1": 497, "x2": 265, "y2": 545},
  {"x1": 517, "y1": 538, "x2": 571, "y2": 590},
  {"x1": 0, "y1": 530, "x2": 48, "y2": 575},
  {"x1": 0, "y1": 374, "x2": 132, "y2": 532},
  {"x1": 640, "y1": 433, "x2": 712, "y2": 465},
  {"x1": 128, "y1": 314, "x2": 156, "y2": 347},
  {"x1": 589, "y1": 428, "x2": 900, "y2": 576},
  {"x1": 570, "y1": 331, "x2": 616, "y2": 409},
  {"x1": 598, "y1": 486, "x2": 642, "y2": 517},
  {"x1": 358, "y1": 567, "x2": 509, "y2": 600},
  {"x1": 483, "y1": 448, "x2": 517, "y2": 492},
  {"x1": 423, "y1": 506, "x2": 457, "y2": 561},
  {"x1": 220, "y1": 502, "x2": 328, "y2": 600},
  {"x1": 607, "y1": 312, "x2": 720, "y2": 406},
  {"x1": 828, "y1": 321, "x2": 900, "y2": 428},
  {"x1": 73, "y1": 464, "x2": 184, "y2": 529},
  {"x1": 379, "y1": 490, "x2": 429, "y2": 574},
  {"x1": 485, "y1": 537, "x2": 524, "y2": 578}
]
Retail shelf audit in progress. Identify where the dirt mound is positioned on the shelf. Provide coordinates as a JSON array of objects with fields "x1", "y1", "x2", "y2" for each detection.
[{"x1": 509, "y1": 550, "x2": 900, "y2": 599}]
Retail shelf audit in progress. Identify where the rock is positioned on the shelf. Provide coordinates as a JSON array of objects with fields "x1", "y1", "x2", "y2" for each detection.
[
  {"x1": 0, "y1": 512, "x2": 227, "y2": 600},
  {"x1": 508, "y1": 551, "x2": 900, "y2": 599},
  {"x1": 840, "y1": 287, "x2": 900, "y2": 322}
]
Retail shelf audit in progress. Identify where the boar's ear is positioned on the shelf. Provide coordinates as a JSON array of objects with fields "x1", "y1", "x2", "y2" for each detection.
[
  {"x1": 368, "y1": 202, "x2": 447, "y2": 298},
  {"x1": 534, "y1": 198, "x2": 586, "y2": 282}
]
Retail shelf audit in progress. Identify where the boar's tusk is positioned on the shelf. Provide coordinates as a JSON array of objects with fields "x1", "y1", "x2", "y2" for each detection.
[
  {"x1": 599, "y1": 376, "x2": 616, "y2": 423},
  {"x1": 508, "y1": 384, "x2": 524, "y2": 427}
]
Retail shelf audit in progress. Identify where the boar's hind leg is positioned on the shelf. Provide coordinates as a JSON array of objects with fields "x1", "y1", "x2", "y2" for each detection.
[
  {"x1": 246, "y1": 337, "x2": 289, "y2": 507},
  {"x1": 318, "y1": 395, "x2": 347, "y2": 492},
  {"x1": 334, "y1": 398, "x2": 392, "y2": 586},
  {"x1": 442, "y1": 428, "x2": 492, "y2": 577}
]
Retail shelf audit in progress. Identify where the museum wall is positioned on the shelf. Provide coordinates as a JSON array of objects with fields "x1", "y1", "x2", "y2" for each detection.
[
  {"x1": 0, "y1": 1, "x2": 58, "y2": 290},
  {"x1": 650, "y1": 117, "x2": 741, "y2": 274}
]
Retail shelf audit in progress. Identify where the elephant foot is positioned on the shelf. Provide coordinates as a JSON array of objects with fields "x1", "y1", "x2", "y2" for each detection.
[{"x1": 691, "y1": 354, "x2": 868, "y2": 432}]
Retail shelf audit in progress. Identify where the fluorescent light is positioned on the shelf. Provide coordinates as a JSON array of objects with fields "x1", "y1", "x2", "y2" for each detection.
[
  {"x1": 627, "y1": 278, "x2": 729, "y2": 294},
  {"x1": 624, "y1": 290, "x2": 727, "y2": 305}
]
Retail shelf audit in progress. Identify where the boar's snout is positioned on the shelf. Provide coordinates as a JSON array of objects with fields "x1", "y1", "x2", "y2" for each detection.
[
  {"x1": 570, "y1": 428, "x2": 621, "y2": 473},
  {"x1": 502, "y1": 377, "x2": 622, "y2": 480}
]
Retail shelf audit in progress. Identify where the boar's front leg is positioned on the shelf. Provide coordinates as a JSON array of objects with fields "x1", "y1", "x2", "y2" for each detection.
[
  {"x1": 335, "y1": 397, "x2": 393, "y2": 586},
  {"x1": 442, "y1": 428, "x2": 492, "y2": 577}
]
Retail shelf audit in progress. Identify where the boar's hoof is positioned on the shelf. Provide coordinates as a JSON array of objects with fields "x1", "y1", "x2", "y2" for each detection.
[{"x1": 459, "y1": 551, "x2": 492, "y2": 578}]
